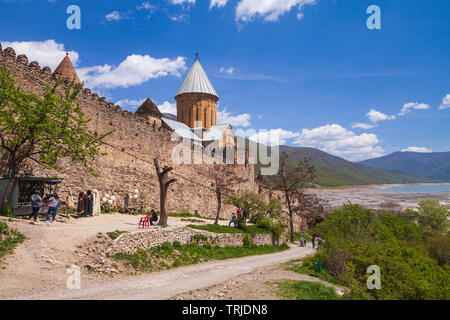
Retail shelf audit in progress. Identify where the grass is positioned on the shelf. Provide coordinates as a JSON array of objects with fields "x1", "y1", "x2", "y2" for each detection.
[
  {"x1": 274, "y1": 280, "x2": 341, "y2": 300},
  {"x1": 0, "y1": 221, "x2": 25, "y2": 260},
  {"x1": 288, "y1": 232, "x2": 312, "y2": 242},
  {"x1": 181, "y1": 218, "x2": 206, "y2": 223},
  {"x1": 169, "y1": 211, "x2": 226, "y2": 221},
  {"x1": 106, "y1": 230, "x2": 128, "y2": 240},
  {"x1": 283, "y1": 258, "x2": 341, "y2": 286},
  {"x1": 187, "y1": 223, "x2": 271, "y2": 235},
  {"x1": 111, "y1": 242, "x2": 289, "y2": 273}
]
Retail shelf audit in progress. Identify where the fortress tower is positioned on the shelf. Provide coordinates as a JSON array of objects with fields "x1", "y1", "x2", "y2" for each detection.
[
  {"x1": 175, "y1": 54, "x2": 218, "y2": 129},
  {"x1": 53, "y1": 51, "x2": 80, "y2": 84}
]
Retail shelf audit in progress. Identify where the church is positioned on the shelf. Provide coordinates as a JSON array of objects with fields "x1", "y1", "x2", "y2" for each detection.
[{"x1": 52, "y1": 51, "x2": 237, "y2": 150}]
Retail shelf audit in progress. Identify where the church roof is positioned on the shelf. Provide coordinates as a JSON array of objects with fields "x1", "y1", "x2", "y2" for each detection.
[
  {"x1": 202, "y1": 124, "x2": 231, "y2": 141},
  {"x1": 135, "y1": 98, "x2": 163, "y2": 119},
  {"x1": 175, "y1": 57, "x2": 218, "y2": 99},
  {"x1": 162, "y1": 118, "x2": 203, "y2": 142},
  {"x1": 53, "y1": 53, "x2": 80, "y2": 84}
]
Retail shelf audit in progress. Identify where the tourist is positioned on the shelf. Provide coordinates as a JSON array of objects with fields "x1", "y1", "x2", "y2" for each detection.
[
  {"x1": 77, "y1": 192, "x2": 84, "y2": 214},
  {"x1": 229, "y1": 212, "x2": 237, "y2": 227},
  {"x1": 28, "y1": 191, "x2": 42, "y2": 222},
  {"x1": 300, "y1": 236, "x2": 304, "y2": 247},
  {"x1": 82, "y1": 190, "x2": 93, "y2": 217},
  {"x1": 149, "y1": 209, "x2": 158, "y2": 226},
  {"x1": 312, "y1": 236, "x2": 316, "y2": 249},
  {"x1": 317, "y1": 237, "x2": 322, "y2": 248},
  {"x1": 303, "y1": 237, "x2": 307, "y2": 247},
  {"x1": 46, "y1": 193, "x2": 60, "y2": 223}
]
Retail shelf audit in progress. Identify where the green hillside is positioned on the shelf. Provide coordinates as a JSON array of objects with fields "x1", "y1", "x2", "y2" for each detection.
[
  {"x1": 256, "y1": 145, "x2": 430, "y2": 188},
  {"x1": 359, "y1": 151, "x2": 450, "y2": 182}
]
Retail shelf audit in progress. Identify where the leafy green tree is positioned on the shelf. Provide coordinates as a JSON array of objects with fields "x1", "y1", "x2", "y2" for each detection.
[
  {"x1": 409, "y1": 199, "x2": 449, "y2": 232},
  {"x1": 0, "y1": 65, "x2": 108, "y2": 210}
]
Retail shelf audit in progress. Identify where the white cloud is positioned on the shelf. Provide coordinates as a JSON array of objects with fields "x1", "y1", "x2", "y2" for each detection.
[
  {"x1": 137, "y1": 2, "x2": 155, "y2": 11},
  {"x1": 293, "y1": 124, "x2": 385, "y2": 161},
  {"x1": 402, "y1": 147, "x2": 433, "y2": 153},
  {"x1": 439, "y1": 94, "x2": 450, "y2": 110},
  {"x1": 157, "y1": 101, "x2": 177, "y2": 114},
  {"x1": 367, "y1": 109, "x2": 396, "y2": 123},
  {"x1": 210, "y1": 0, "x2": 228, "y2": 9},
  {"x1": 236, "y1": 0, "x2": 316, "y2": 22},
  {"x1": 398, "y1": 102, "x2": 430, "y2": 116},
  {"x1": 169, "y1": 14, "x2": 189, "y2": 22},
  {"x1": 170, "y1": 0, "x2": 196, "y2": 5},
  {"x1": 77, "y1": 54, "x2": 186, "y2": 89},
  {"x1": 1, "y1": 40, "x2": 79, "y2": 71},
  {"x1": 106, "y1": 11, "x2": 121, "y2": 21},
  {"x1": 116, "y1": 99, "x2": 146, "y2": 110},
  {"x1": 236, "y1": 128, "x2": 299, "y2": 146},
  {"x1": 217, "y1": 108, "x2": 251, "y2": 127},
  {"x1": 352, "y1": 122, "x2": 375, "y2": 130},
  {"x1": 220, "y1": 67, "x2": 235, "y2": 74}
]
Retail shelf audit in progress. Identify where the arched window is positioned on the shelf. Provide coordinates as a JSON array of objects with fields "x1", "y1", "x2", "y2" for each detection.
[
  {"x1": 189, "y1": 109, "x2": 191, "y2": 126},
  {"x1": 211, "y1": 110, "x2": 214, "y2": 125},
  {"x1": 196, "y1": 108, "x2": 199, "y2": 121},
  {"x1": 204, "y1": 108, "x2": 207, "y2": 127},
  {"x1": 181, "y1": 110, "x2": 184, "y2": 123}
]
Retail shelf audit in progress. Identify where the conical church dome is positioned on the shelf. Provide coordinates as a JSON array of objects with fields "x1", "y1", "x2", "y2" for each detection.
[
  {"x1": 53, "y1": 53, "x2": 80, "y2": 84},
  {"x1": 175, "y1": 57, "x2": 218, "y2": 99}
]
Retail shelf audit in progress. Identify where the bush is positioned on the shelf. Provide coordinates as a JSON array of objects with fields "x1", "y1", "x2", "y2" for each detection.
[
  {"x1": 203, "y1": 242, "x2": 212, "y2": 249},
  {"x1": 311, "y1": 204, "x2": 450, "y2": 300},
  {"x1": 257, "y1": 216, "x2": 271, "y2": 230},
  {"x1": 172, "y1": 240, "x2": 181, "y2": 248},
  {"x1": 161, "y1": 241, "x2": 172, "y2": 250},
  {"x1": 191, "y1": 234, "x2": 208, "y2": 244},
  {"x1": 243, "y1": 234, "x2": 253, "y2": 248}
]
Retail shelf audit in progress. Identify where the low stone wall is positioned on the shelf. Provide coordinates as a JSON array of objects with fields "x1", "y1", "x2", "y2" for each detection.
[{"x1": 106, "y1": 226, "x2": 279, "y2": 255}]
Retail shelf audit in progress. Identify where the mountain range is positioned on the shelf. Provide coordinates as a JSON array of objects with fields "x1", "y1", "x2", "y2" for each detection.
[{"x1": 359, "y1": 151, "x2": 450, "y2": 182}]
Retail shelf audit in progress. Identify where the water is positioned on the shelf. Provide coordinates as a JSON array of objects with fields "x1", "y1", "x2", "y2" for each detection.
[{"x1": 375, "y1": 184, "x2": 450, "y2": 193}]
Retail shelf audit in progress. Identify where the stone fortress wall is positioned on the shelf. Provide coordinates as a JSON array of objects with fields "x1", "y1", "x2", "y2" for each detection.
[{"x1": 0, "y1": 43, "x2": 256, "y2": 219}]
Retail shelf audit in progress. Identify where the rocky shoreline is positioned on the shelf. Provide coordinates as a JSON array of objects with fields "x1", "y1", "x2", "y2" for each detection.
[{"x1": 314, "y1": 183, "x2": 450, "y2": 210}]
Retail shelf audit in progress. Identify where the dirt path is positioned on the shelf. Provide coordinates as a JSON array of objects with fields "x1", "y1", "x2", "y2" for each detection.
[
  {"x1": 0, "y1": 213, "x2": 231, "y2": 298},
  {"x1": 8, "y1": 245, "x2": 314, "y2": 300},
  {"x1": 174, "y1": 264, "x2": 345, "y2": 300}
]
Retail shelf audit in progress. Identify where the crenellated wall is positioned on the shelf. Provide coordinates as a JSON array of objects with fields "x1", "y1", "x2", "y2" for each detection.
[{"x1": 0, "y1": 43, "x2": 255, "y2": 218}]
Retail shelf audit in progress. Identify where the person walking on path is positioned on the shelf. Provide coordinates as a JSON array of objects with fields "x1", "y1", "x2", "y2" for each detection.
[
  {"x1": 149, "y1": 209, "x2": 158, "y2": 226},
  {"x1": 46, "y1": 193, "x2": 60, "y2": 223},
  {"x1": 300, "y1": 236, "x2": 304, "y2": 247},
  {"x1": 312, "y1": 236, "x2": 316, "y2": 250},
  {"x1": 28, "y1": 191, "x2": 42, "y2": 222},
  {"x1": 229, "y1": 212, "x2": 237, "y2": 227},
  {"x1": 82, "y1": 190, "x2": 93, "y2": 217},
  {"x1": 317, "y1": 237, "x2": 322, "y2": 249}
]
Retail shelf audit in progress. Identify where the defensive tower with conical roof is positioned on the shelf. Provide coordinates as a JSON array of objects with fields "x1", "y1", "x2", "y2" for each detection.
[
  {"x1": 53, "y1": 50, "x2": 80, "y2": 84},
  {"x1": 175, "y1": 54, "x2": 218, "y2": 129}
]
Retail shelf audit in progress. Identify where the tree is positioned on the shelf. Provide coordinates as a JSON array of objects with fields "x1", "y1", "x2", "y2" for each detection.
[
  {"x1": 291, "y1": 190, "x2": 327, "y2": 230},
  {"x1": 153, "y1": 158, "x2": 177, "y2": 226},
  {"x1": 409, "y1": 199, "x2": 449, "y2": 232},
  {"x1": 197, "y1": 164, "x2": 247, "y2": 225},
  {"x1": 0, "y1": 65, "x2": 107, "y2": 210},
  {"x1": 270, "y1": 151, "x2": 317, "y2": 243},
  {"x1": 224, "y1": 190, "x2": 265, "y2": 222}
]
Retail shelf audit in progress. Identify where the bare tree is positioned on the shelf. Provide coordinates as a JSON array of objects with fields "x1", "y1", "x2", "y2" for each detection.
[
  {"x1": 291, "y1": 190, "x2": 328, "y2": 230},
  {"x1": 197, "y1": 164, "x2": 247, "y2": 225},
  {"x1": 270, "y1": 152, "x2": 317, "y2": 243},
  {"x1": 153, "y1": 158, "x2": 177, "y2": 226}
]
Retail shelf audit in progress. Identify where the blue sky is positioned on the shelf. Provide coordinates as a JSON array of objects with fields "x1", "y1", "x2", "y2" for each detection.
[{"x1": 1, "y1": 0, "x2": 449, "y2": 161}]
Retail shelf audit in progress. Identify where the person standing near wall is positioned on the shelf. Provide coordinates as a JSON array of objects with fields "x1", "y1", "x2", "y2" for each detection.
[
  {"x1": 46, "y1": 193, "x2": 60, "y2": 223},
  {"x1": 81, "y1": 190, "x2": 93, "y2": 217},
  {"x1": 77, "y1": 192, "x2": 84, "y2": 215},
  {"x1": 28, "y1": 191, "x2": 42, "y2": 222}
]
